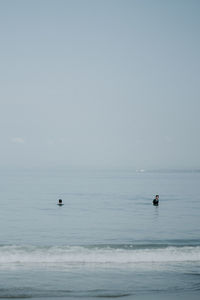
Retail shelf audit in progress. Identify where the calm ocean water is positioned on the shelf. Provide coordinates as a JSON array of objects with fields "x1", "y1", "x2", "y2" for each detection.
[{"x1": 0, "y1": 168, "x2": 200, "y2": 299}]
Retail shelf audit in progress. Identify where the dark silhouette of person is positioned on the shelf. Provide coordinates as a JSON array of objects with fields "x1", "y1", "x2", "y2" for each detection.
[
  {"x1": 153, "y1": 195, "x2": 159, "y2": 206},
  {"x1": 57, "y1": 199, "x2": 64, "y2": 206}
]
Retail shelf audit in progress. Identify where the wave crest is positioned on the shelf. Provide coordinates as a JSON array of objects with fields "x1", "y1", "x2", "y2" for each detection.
[{"x1": 0, "y1": 245, "x2": 200, "y2": 265}]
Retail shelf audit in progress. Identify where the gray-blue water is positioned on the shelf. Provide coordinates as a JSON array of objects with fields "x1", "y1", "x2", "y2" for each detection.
[{"x1": 0, "y1": 168, "x2": 200, "y2": 299}]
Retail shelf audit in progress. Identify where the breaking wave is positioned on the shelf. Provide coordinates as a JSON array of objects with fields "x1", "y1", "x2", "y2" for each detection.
[{"x1": 0, "y1": 244, "x2": 200, "y2": 265}]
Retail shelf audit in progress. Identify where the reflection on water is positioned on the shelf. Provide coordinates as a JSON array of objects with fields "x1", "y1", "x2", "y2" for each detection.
[{"x1": 153, "y1": 205, "x2": 159, "y2": 219}]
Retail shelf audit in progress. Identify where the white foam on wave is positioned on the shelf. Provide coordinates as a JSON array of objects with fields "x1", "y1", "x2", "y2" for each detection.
[{"x1": 0, "y1": 245, "x2": 200, "y2": 265}]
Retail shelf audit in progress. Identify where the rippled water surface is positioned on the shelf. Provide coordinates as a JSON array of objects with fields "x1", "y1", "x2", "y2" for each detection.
[{"x1": 0, "y1": 168, "x2": 200, "y2": 299}]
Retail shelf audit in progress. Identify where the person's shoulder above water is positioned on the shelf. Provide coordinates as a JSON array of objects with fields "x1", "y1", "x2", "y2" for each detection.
[
  {"x1": 153, "y1": 195, "x2": 159, "y2": 206},
  {"x1": 57, "y1": 199, "x2": 64, "y2": 206}
]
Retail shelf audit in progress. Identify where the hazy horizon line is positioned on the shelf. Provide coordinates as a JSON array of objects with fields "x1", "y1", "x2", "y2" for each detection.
[{"x1": 0, "y1": 165, "x2": 200, "y2": 173}]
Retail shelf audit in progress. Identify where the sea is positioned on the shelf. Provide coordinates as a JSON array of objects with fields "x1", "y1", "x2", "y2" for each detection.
[{"x1": 0, "y1": 167, "x2": 200, "y2": 300}]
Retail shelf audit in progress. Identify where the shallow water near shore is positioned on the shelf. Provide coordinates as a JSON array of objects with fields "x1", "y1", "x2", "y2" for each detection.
[{"x1": 0, "y1": 168, "x2": 200, "y2": 299}]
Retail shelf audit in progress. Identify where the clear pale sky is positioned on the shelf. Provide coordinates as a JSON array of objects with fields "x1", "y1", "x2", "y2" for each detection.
[{"x1": 0, "y1": 0, "x2": 199, "y2": 169}]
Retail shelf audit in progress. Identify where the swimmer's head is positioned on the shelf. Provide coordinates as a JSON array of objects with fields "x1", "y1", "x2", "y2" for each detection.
[{"x1": 58, "y1": 199, "x2": 62, "y2": 204}]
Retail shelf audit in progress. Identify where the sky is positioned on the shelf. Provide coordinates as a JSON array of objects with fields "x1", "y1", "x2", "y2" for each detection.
[{"x1": 0, "y1": 0, "x2": 199, "y2": 169}]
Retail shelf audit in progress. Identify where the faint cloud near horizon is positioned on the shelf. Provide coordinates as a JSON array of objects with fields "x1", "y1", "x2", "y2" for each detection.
[{"x1": 11, "y1": 137, "x2": 25, "y2": 144}]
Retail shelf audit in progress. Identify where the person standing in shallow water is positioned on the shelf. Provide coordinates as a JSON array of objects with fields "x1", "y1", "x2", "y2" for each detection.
[
  {"x1": 153, "y1": 195, "x2": 159, "y2": 206},
  {"x1": 57, "y1": 199, "x2": 64, "y2": 206}
]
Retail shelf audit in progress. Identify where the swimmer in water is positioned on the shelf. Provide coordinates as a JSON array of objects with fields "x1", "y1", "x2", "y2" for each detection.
[
  {"x1": 153, "y1": 195, "x2": 159, "y2": 206},
  {"x1": 57, "y1": 199, "x2": 64, "y2": 206}
]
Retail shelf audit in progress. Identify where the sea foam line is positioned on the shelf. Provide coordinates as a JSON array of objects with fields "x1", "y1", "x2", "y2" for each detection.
[{"x1": 0, "y1": 245, "x2": 200, "y2": 264}]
